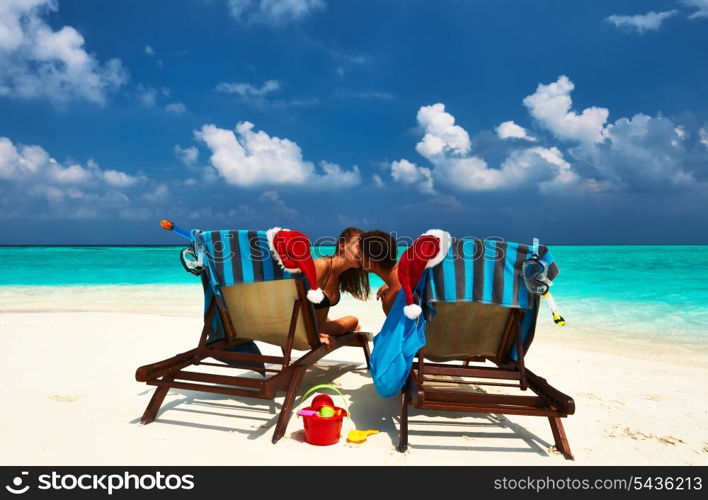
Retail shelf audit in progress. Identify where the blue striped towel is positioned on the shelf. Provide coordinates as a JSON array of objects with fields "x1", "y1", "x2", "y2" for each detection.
[{"x1": 426, "y1": 238, "x2": 558, "y2": 309}]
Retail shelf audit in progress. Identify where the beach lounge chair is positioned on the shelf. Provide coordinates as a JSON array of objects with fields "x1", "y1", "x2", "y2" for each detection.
[
  {"x1": 135, "y1": 229, "x2": 370, "y2": 443},
  {"x1": 396, "y1": 237, "x2": 575, "y2": 459}
]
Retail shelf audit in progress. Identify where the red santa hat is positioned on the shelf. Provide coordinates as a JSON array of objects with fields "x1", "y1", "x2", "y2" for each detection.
[
  {"x1": 266, "y1": 227, "x2": 324, "y2": 304},
  {"x1": 398, "y1": 229, "x2": 452, "y2": 320}
]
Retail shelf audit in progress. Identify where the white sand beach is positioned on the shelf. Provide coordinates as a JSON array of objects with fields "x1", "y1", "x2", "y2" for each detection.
[{"x1": 0, "y1": 285, "x2": 706, "y2": 466}]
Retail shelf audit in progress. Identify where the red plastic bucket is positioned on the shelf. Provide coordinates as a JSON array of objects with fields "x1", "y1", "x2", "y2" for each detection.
[
  {"x1": 301, "y1": 406, "x2": 348, "y2": 446},
  {"x1": 297, "y1": 385, "x2": 350, "y2": 446}
]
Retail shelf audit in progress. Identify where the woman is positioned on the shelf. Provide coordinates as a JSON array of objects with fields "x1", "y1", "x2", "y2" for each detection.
[
  {"x1": 314, "y1": 227, "x2": 370, "y2": 343},
  {"x1": 358, "y1": 229, "x2": 400, "y2": 315}
]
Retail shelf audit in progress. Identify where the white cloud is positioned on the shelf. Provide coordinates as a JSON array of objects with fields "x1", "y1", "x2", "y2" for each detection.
[
  {"x1": 571, "y1": 113, "x2": 698, "y2": 190},
  {"x1": 390, "y1": 159, "x2": 434, "y2": 194},
  {"x1": 534, "y1": 147, "x2": 581, "y2": 192},
  {"x1": 227, "y1": 0, "x2": 253, "y2": 19},
  {"x1": 399, "y1": 76, "x2": 708, "y2": 195},
  {"x1": 259, "y1": 190, "x2": 298, "y2": 216},
  {"x1": 175, "y1": 145, "x2": 199, "y2": 166},
  {"x1": 343, "y1": 90, "x2": 394, "y2": 100},
  {"x1": 0, "y1": 136, "x2": 149, "y2": 218},
  {"x1": 606, "y1": 10, "x2": 678, "y2": 33},
  {"x1": 0, "y1": 137, "x2": 142, "y2": 186},
  {"x1": 49, "y1": 162, "x2": 91, "y2": 184},
  {"x1": 230, "y1": 204, "x2": 258, "y2": 220},
  {"x1": 0, "y1": 0, "x2": 127, "y2": 106},
  {"x1": 521, "y1": 77, "x2": 707, "y2": 192},
  {"x1": 216, "y1": 80, "x2": 281, "y2": 97},
  {"x1": 312, "y1": 161, "x2": 361, "y2": 189},
  {"x1": 433, "y1": 146, "x2": 576, "y2": 192},
  {"x1": 143, "y1": 46, "x2": 164, "y2": 67},
  {"x1": 371, "y1": 173, "x2": 384, "y2": 188},
  {"x1": 415, "y1": 103, "x2": 471, "y2": 160},
  {"x1": 279, "y1": 97, "x2": 320, "y2": 108},
  {"x1": 700, "y1": 127, "x2": 708, "y2": 146},
  {"x1": 683, "y1": 0, "x2": 708, "y2": 19},
  {"x1": 397, "y1": 105, "x2": 579, "y2": 192},
  {"x1": 522, "y1": 77, "x2": 706, "y2": 192},
  {"x1": 495, "y1": 120, "x2": 536, "y2": 141},
  {"x1": 138, "y1": 85, "x2": 157, "y2": 107},
  {"x1": 523, "y1": 75, "x2": 609, "y2": 145},
  {"x1": 165, "y1": 102, "x2": 187, "y2": 114},
  {"x1": 217, "y1": 80, "x2": 319, "y2": 109},
  {"x1": 324, "y1": 45, "x2": 368, "y2": 65},
  {"x1": 227, "y1": 0, "x2": 325, "y2": 25},
  {"x1": 148, "y1": 183, "x2": 169, "y2": 202},
  {"x1": 103, "y1": 169, "x2": 139, "y2": 188},
  {"x1": 195, "y1": 121, "x2": 361, "y2": 189}
]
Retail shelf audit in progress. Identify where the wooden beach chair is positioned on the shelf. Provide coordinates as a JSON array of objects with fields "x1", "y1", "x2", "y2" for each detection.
[
  {"x1": 135, "y1": 229, "x2": 370, "y2": 443},
  {"x1": 397, "y1": 239, "x2": 575, "y2": 459}
]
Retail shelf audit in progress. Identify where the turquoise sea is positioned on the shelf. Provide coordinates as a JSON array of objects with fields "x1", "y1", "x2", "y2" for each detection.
[{"x1": 2, "y1": 245, "x2": 707, "y2": 343}]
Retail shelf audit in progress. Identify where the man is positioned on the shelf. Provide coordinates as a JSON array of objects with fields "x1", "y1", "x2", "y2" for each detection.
[{"x1": 358, "y1": 230, "x2": 400, "y2": 315}]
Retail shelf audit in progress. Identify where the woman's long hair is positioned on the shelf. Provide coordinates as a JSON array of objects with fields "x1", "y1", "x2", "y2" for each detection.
[{"x1": 336, "y1": 227, "x2": 370, "y2": 301}]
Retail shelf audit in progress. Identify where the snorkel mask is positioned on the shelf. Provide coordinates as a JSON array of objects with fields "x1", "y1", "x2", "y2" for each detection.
[
  {"x1": 180, "y1": 246, "x2": 204, "y2": 275},
  {"x1": 522, "y1": 255, "x2": 552, "y2": 296},
  {"x1": 522, "y1": 238, "x2": 566, "y2": 326}
]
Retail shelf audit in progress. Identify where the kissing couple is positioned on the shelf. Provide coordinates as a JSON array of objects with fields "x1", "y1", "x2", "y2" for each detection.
[{"x1": 310, "y1": 228, "x2": 402, "y2": 344}]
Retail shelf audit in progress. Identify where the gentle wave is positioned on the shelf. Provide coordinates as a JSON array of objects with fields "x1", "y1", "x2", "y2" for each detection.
[{"x1": 1, "y1": 245, "x2": 707, "y2": 341}]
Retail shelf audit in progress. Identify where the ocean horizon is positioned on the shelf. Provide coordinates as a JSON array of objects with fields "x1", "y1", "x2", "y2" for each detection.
[{"x1": 2, "y1": 245, "x2": 707, "y2": 344}]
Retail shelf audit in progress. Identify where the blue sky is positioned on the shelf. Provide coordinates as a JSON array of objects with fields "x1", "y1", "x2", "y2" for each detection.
[{"x1": 1, "y1": 0, "x2": 707, "y2": 244}]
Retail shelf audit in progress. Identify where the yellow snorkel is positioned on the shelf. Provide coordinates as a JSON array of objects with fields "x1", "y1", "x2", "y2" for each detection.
[{"x1": 542, "y1": 290, "x2": 566, "y2": 326}]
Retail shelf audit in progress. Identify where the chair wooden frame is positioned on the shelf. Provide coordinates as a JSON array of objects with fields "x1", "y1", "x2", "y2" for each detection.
[
  {"x1": 398, "y1": 301, "x2": 575, "y2": 459},
  {"x1": 135, "y1": 279, "x2": 370, "y2": 443}
]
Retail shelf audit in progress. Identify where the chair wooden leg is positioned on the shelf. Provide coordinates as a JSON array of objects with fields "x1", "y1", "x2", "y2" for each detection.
[
  {"x1": 398, "y1": 387, "x2": 410, "y2": 452},
  {"x1": 548, "y1": 417, "x2": 574, "y2": 460},
  {"x1": 140, "y1": 383, "x2": 171, "y2": 425},
  {"x1": 359, "y1": 334, "x2": 371, "y2": 370},
  {"x1": 272, "y1": 366, "x2": 306, "y2": 444}
]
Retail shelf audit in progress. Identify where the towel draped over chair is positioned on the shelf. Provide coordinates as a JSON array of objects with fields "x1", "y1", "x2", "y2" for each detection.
[{"x1": 370, "y1": 236, "x2": 559, "y2": 397}]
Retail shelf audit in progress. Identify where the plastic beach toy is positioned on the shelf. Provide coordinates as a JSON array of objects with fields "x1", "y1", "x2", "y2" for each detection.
[
  {"x1": 297, "y1": 385, "x2": 349, "y2": 446},
  {"x1": 310, "y1": 394, "x2": 335, "y2": 411},
  {"x1": 318, "y1": 406, "x2": 336, "y2": 417},
  {"x1": 347, "y1": 429, "x2": 379, "y2": 444},
  {"x1": 296, "y1": 384, "x2": 380, "y2": 446}
]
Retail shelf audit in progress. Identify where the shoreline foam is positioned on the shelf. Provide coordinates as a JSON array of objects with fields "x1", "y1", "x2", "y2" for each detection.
[{"x1": 1, "y1": 285, "x2": 705, "y2": 361}]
